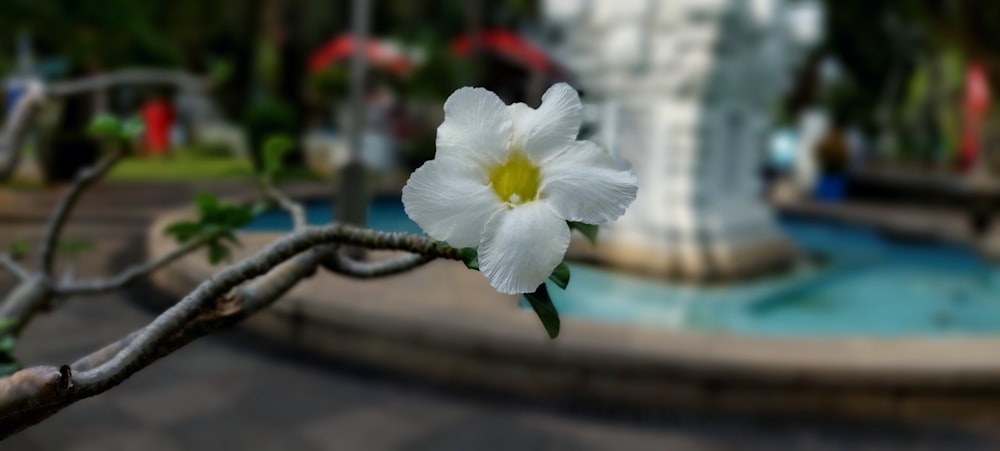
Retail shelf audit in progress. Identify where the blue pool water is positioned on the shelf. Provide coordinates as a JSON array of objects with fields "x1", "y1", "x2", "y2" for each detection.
[
  {"x1": 243, "y1": 197, "x2": 424, "y2": 235},
  {"x1": 246, "y1": 200, "x2": 1000, "y2": 337}
]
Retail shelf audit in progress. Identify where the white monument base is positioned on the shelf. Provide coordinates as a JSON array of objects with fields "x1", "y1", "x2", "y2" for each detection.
[{"x1": 545, "y1": 0, "x2": 820, "y2": 282}]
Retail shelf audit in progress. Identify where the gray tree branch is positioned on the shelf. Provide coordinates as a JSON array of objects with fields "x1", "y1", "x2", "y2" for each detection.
[
  {"x1": 0, "y1": 275, "x2": 54, "y2": 336},
  {"x1": 0, "y1": 225, "x2": 460, "y2": 437},
  {"x1": 35, "y1": 148, "x2": 125, "y2": 275},
  {"x1": 46, "y1": 69, "x2": 206, "y2": 97},
  {"x1": 0, "y1": 81, "x2": 45, "y2": 182},
  {"x1": 0, "y1": 254, "x2": 29, "y2": 282},
  {"x1": 55, "y1": 235, "x2": 213, "y2": 296},
  {"x1": 324, "y1": 251, "x2": 434, "y2": 278},
  {"x1": 0, "y1": 69, "x2": 208, "y2": 183},
  {"x1": 263, "y1": 182, "x2": 307, "y2": 231}
]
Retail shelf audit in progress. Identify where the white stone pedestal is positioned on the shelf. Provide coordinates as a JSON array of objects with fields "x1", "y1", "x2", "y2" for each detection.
[{"x1": 546, "y1": 0, "x2": 822, "y2": 281}]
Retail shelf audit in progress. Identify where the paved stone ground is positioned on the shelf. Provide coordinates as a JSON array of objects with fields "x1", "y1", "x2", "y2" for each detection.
[{"x1": 0, "y1": 181, "x2": 998, "y2": 450}]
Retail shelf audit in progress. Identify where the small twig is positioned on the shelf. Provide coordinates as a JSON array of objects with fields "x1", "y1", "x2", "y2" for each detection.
[
  {"x1": 324, "y1": 251, "x2": 434, "y2": 278},
  {"x1": 0, "y1": 81, "x2": 45, "y2": 182},
  {"x1": 262, "y1": 182, "x2": 307, "y2": 231},
  {"x1": 0, "y1": 253, "x2": 29, "y2": 282},
  {"x1": 0, "y1": 275, "x2": 55, "y2": 337},
  {"x1": 56, "y1": 236, "x2": 212, "y2": 296},
  {"x1": 47, "y1": 69, "x2": 206, "y2": 97},
  {"x1": 36, "y1": 149, "x2": 125, "y2": 275}
]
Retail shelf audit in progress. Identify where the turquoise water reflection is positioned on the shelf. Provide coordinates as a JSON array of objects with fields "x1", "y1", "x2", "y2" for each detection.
[{"x1": 246, "y1": 200, "x2": 1000, "y2": 337}]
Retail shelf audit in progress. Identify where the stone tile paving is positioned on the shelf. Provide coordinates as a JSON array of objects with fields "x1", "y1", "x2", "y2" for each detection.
[{"x1": 0, "y1": 182, "x2": 998, "y2": 450}]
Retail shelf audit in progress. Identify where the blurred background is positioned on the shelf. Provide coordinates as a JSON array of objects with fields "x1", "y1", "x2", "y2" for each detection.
[
  {"x1": 1, "y1": 0, "x2": 998, "y2": 191},
  {"x1": 4, "y1": 0, "x2": 1000, "y2": 449}
]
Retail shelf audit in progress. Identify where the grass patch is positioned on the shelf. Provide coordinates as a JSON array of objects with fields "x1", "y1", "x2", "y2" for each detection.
[
  {"x1": 107, "y1": 147, "x2": 324, "y2": 182},
  {"x1": 3, "y1": 176, "x2": 45, "y2": 190},
  {"x1": 108, "y1": 152, "x2": 256, "y2": 181}
]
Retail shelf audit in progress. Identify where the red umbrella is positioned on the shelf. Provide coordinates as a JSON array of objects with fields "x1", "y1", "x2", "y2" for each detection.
[
  {"x1": 451, "y1": 29, "x2": 562, "y2": 75},
  {"x1": 309, "y1": 34, "x2": 413, "y2": 75}
]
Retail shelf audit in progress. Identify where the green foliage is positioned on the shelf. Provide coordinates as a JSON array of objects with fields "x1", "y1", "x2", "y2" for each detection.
[
  {"x1": 119, "y1": 117, "x2": 146, "y2": 140},
  {"x1": 7, "y1": 238, "x2": 31, "y2": 260},
  {"x1": 196, "y1": 192, "x2": 254, "y2": 230},
  {"x1": 524, "y1": 283, "x2": 560, "y2": 339},
  {"x1": 164, "y1": 221, "x2": 201, "y2": 243},
  {"x1": 108, "y1": 149, "x2": 255, "y2": 181},
  {"x1": 186, "y1": 141, "x2": 236, "y2": 159},
  {"x1": 87, "y1": 114, "x2": 121, "y2": 139},
  {"x1": 0, "y1": 319, "x2": 18, "y2": 376},
  {"x1": 165, "y1": 192, "x2": 260, "y2": 265},
  {"x1": 568, "y1": 222, "x2": 599, "y2": 245},
  {"x1": 456, "y1": 247, "x2": 479, "y2": 271},
  {"x1": 261, "y1": 135, "x2": 295, "y2": 179},
  {"x1": 0, "y1": 318, "x2": 14, "y2": 334},
  {"x1": 7, "y1": 237, "x2": 94, "y2": 259},
  {"x1": 548, "y1": 262, "x2": 571, "y2": 290},
  {"x1": 446, "y1": 243, "x2": 569, "y2": 339},
  {"x1": 208, "y1": 58, "x2": 234, "y2": 84},
  {"x1": 0, "y1": 334, "x2": 14, "y2": 353},
  {"x1": 57, "y1": 237, "x2": 96, "y2": 258},
  {"x1": 87, "y1": 114, "x2": 145, "y2": 142},
  {"x1": 0, "y1": 0, "x2": 181, "y2": 71},
  {"x1": 403, "y1": 39, "x2": 462, "y2": 100},
  {"x1": 207, "y1": 241, "x2": 232, "y2": 265},
  {"x1": 243, "y1": 97, "x2": 297, "y2": 169},
  {"x1": 308, "y1": 66, "x2": 349, "y2": 98}
]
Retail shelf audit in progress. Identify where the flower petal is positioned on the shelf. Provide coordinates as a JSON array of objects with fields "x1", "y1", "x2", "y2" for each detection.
[
  {"x1": 437, "y1": 87, "x2": 512, "y2": 168},
  {"x1": 540, "y1": 140, "x2": 638, "y2": 224},
  {"x1": 510, "y1": 83, "x2": 583, "y2": 163},
  {"x1": 478, "y1": 202, "x2": 570, "y2": 294},
  {"x1": 402, "y1": 158, "x2": 504, "y2": 248}
]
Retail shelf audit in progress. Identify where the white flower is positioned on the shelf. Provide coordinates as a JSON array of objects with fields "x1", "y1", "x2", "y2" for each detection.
[{"x1": 402, "y1": 84, "x2": 638, "y2": 294}]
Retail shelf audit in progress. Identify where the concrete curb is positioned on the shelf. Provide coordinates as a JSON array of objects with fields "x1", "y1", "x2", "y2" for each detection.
[{"x1": 148, "y1": 203, "x2": 1000, "y2": 422}]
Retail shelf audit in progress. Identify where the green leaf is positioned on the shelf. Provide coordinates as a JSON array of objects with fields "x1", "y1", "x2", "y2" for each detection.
[
  {"x1": 207, "y1": 241, "x2": 231, "y2": 265},
  {"x1": 195, "y1": 192, "x2": 220, "y2": 217},
  {"x1": 7, "y1": 239, "x2": 30, "y2": 260},
  {"x1": 548, "y1": 262, "x2": 571, "y2": 290},
  {"x1": 568, "y1": 221, "x2": 599, "y2": 245},
  {"x1": 220, "y1": 206, "x2": 254, "y2": 229},
  {"x1": 0, "y1": 335, "x2": 15, "y2": 353},
  {"x1": 0, "y1": 318, "x2": 15, "y2": 334},
  {"x1": 209, "y1": 58, "x2": 234, "y2": 83},
  {"x1": 262, "y1": 135, "x2": 294, "y2": 177},
  {"x1": 523, "y1": 283, "x2": 560, "y2": 338},
  {"x1": 457, "y1": 247, "x2": 479, "y2": 270},
  {"x1": 165, "y1": 220, "x2": 200, "y2": 243},
  {"x1": 220, "y1": 230, "x2": 241, "y2": 247},
  {"x1": 119, "y1": 117, "x2": 145, "y2": 140},
  {"x1": 57, "y1": 238, "x2": 95, "y2": 257},
  {"x1": 87, "y1": 114, "x2": 121, "y2": 139}
]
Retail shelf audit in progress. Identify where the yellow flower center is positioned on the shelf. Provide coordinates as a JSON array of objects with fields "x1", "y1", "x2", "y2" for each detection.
[{"x1": 488, "y1": 151, "x2": 541, "y2": 205}]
